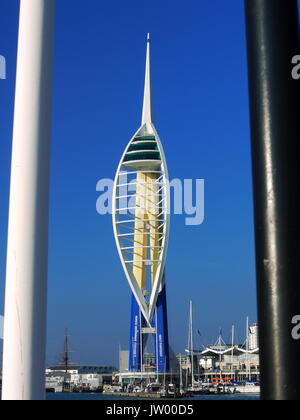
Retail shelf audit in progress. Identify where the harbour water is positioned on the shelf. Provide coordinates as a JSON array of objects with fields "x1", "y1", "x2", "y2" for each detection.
[{"x1": 46, "y1": 393, "x2": 260, "y2": 401}]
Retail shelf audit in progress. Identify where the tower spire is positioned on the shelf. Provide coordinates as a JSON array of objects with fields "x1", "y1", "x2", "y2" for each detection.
[{"x1": 142, "y1": 33, "x2": 153, "y2": 127}]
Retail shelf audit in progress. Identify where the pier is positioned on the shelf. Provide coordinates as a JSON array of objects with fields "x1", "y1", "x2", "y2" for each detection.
[{"x1": 103, "y1": 392, "x2": 176, "y2": 399}]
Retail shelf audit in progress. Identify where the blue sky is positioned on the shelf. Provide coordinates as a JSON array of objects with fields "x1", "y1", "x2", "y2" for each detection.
[{"x1": 0, "y1": 0, "x2": 257, "y2": 367}]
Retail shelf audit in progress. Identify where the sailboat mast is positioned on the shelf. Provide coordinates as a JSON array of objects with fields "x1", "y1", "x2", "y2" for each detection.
[
  {"x1": 231, "y1": 325, "x2": 235, "y2": 374},
  {"x1": 64, "y1": 329, "x2": 69, "y2": 374},
  {"x1": 246, "y1": 317, "x2": 250, "y2": 381},
  {"x1": 156, "y1": 310, "x2": 159, "y2": 382},
  {"x1": 179, "y1": 354, "x2": 183, "y2": 391},
  {"x1": 60, "y1": 328, "x2": 76, "y2": 374},
  {"x1": 189, "y1": 301, "x2": 194, "y2": 387},
  {"x1": 164, "y1": 356, "x2": 166, "y2": 389}
]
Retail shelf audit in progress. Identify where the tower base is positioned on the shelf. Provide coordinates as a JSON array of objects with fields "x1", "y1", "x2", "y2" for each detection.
[{"x1": 129, "y1": 286, "x2": 169, "y2": 373}]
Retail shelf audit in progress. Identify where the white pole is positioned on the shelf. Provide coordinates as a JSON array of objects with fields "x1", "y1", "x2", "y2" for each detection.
[{"x1": 2, "y1": 0, "x2": 55, "y2": 400}]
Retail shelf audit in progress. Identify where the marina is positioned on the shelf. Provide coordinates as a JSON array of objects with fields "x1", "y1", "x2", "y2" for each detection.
[
  {"x1": 45, "y1": 393, "x2": 260, "y2": 401},
  {"x1": 44, "y1": 313, "x2": 260, "y2": 398}
]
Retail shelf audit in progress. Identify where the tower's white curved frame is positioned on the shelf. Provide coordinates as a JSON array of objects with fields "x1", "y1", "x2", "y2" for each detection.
[{"x1": 112, "y1": 35, "x2": 170, "y2": 326}]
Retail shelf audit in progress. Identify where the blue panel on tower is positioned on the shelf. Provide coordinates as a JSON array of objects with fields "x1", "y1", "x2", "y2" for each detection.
[
  {"x1": 154, "y1": 285, "x2": 170, "y2": 372},
  {"x1": 129, "y1": 294, "x2": 141, "y2": 372}
]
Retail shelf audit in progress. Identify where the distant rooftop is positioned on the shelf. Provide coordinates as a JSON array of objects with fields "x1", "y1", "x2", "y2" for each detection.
[{"x1": 47, "y1": 365, "x2": 117, "y2": 374}]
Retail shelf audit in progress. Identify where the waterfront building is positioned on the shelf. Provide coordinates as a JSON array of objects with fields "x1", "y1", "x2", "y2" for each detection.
[
  {"x1": 45, "y1": 365, "x2": 117, "y2": 392},
  {"x1": 184, "y1": 344, "x2": 260, "y2": 383}
]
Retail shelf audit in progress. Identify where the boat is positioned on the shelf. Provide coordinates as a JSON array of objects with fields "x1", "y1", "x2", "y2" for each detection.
[
  {"x1": 185, "y1": 302, "x2": 209, "y2": 395},
  {"x1": 167, "y1": 383, "x2": 176, "y2": 397},
  {"x1": 235, "y1": 383, "x2": 261, "y2": 394},
  {"x1": 145, "y1": 383, "x2": 164, "y2": 394}
]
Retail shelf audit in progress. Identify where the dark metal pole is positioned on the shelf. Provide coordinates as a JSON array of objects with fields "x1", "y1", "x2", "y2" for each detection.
[{"x1": 245, "y1": 0, "x2": 300, "y2": 400}]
